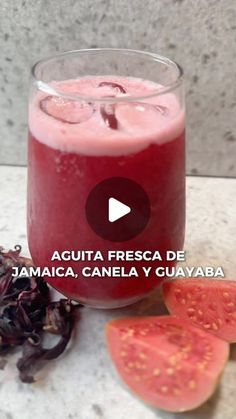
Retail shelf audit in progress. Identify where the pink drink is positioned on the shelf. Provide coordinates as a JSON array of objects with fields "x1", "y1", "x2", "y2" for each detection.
[{"x1": 28, "y1": 75, "x2": 185, "y2": 308}]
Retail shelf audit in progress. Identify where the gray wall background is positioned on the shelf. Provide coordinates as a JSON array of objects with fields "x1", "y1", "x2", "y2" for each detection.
[{"x1": 0, "y1": 0, "x2": 236, "y2": 176}]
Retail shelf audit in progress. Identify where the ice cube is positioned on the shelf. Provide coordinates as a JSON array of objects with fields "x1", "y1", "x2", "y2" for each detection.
[
  {"x1": 115, "y1": 102, "x2": 169, "y2": 132},
  {"x1": 98, "y1": 81, "x2": 126, "y2": 94},
  {"x1": 100, "y1": 103, "x2": 118, "y2": 130},
  {"x1": 39, "y1": 95, "x2": 95, "y2": 124}
]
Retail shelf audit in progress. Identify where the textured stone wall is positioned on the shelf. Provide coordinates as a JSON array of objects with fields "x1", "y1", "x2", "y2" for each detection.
[{"x1": 0, "y1": 0, "x2": 235, "y2": 176}]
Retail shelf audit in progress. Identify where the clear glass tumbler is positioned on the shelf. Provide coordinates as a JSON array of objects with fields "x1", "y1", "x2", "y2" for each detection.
[{"x1": 27, "y1": 48, "x2": 185, "y2": 308}]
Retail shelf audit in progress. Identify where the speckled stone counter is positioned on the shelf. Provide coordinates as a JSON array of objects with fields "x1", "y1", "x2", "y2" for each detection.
[{"x1": 0, "y1": 165, "x2": 235, "y2": 419}]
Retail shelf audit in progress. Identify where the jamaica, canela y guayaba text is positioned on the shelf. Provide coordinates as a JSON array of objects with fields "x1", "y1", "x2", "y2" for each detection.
[{"x1": 12, "y1": 250, "x2": 225, "y2": 279}]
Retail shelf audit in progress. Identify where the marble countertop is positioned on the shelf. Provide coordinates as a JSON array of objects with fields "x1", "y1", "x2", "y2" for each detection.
[{"x1": 0, "y1": 165, "x2": 235, "y2": 419}]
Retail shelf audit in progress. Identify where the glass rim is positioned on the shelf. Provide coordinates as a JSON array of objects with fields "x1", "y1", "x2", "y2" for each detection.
[{"x1": 31, "y1": 48, "x2": 184, "y2": 103}]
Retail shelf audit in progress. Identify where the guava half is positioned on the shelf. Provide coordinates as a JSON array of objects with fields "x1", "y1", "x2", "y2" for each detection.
[
  {"x1": 106, "y1": 315, "x2": 229, "y2": 412},
  {"x1": 163, "y1": 278, "x2": 236, "y2": 342}
]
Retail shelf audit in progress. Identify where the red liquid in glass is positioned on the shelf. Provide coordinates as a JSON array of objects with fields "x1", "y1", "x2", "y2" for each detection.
[{"x1": 28, "y1": 76, "x2": 185, "y2": 307}]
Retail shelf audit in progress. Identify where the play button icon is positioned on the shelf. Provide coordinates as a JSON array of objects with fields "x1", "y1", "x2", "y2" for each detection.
[
  {"x1": 108, "y1": 198, "x2": 131, "y2": 223},
  {"x1": 85, "y1": 177, "x2": 150, "y2": 242}
]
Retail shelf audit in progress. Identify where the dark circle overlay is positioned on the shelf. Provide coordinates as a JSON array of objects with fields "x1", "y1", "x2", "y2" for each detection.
[{"x1": 85, "y1": 177, "x2": 151, "y2": 242}]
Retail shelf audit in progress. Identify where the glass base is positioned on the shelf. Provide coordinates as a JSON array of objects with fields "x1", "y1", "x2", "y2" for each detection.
[{"x1": 74, "y1": 290, "x2": 154, "y2": 309}]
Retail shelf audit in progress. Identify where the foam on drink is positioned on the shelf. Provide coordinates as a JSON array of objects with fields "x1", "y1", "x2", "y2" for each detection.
[{"x1": 29, "y1": 76, "x2": 184, "y2": 156}]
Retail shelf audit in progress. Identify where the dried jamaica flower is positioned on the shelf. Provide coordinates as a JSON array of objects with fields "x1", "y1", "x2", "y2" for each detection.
[{"x1": 0, "y1": 245, "x2": 82, "y2": 383}]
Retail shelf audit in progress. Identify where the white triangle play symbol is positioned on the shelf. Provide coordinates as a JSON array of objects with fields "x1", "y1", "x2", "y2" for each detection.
[{"x1": 108, "y1": 197, "x2": 131, "y2": 223}]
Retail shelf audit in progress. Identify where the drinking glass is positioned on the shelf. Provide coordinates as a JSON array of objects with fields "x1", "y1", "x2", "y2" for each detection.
[{"x1": 27, "y1": 48, "x2": 185, "y2": 308}]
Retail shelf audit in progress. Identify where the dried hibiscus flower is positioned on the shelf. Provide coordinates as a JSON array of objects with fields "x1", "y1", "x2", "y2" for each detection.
[{"x1": 0, "y1": 245, "x2": 82, "y2": 383}]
